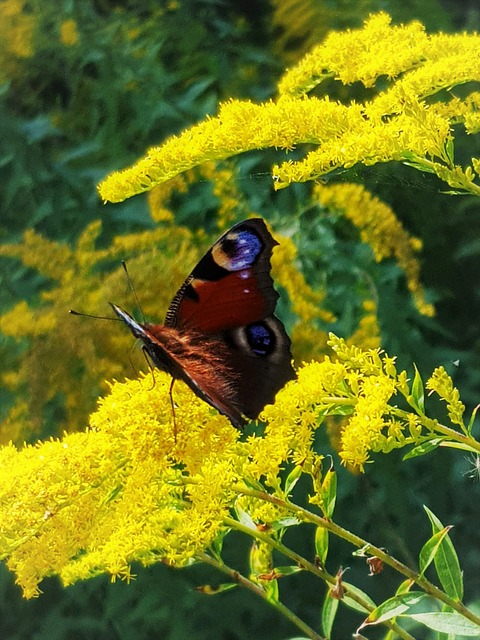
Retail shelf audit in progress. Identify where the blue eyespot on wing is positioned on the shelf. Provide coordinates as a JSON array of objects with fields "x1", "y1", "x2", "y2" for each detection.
[
  {"x1": 246, "y1": 322, "x2": 275, "y2": 356},
  {"x1": 212, "y1": 229, "x2": 262, "y2": 271}
]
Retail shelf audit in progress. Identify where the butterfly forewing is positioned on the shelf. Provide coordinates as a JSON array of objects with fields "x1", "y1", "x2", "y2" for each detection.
[{"x1": 165, "y1": 219, "x2": 279, "y2": 333}]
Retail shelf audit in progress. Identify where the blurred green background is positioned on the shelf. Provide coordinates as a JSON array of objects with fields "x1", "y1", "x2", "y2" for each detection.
[{"x1": 1, "y1": 0, "x2": 479, "y2": 638}]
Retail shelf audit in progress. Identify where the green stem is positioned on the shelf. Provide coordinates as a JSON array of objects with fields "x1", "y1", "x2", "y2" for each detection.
[
  {"x1": 235, "y1": 488, "x2": 480, "y2": 630},
  {"x1": 411, "y1": 156, "x2": 480, "y2": 198},
  {"x1": 425, "y1": 420, "x2": 480, "y2": 452},
  {"x1": 394, "y1": 408, "x2": 480, "y2": 453},
  {"x1": 198, "y1": 552, "x2": 326, "y2": 640},
  {"x1": 224, "y1": 516, "x2": 416, "y2": 640}
]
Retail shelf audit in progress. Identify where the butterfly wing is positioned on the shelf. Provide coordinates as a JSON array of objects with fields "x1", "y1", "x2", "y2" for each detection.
[
  {"x1": 222, "y1": 315, "x2": 295, "y2": 420},
  {"x1": 164, "y1": 218, "x2": 296, "y2": 421},
  {"x1": 111, "y1": 303, "x2": 246, "y2": 427},
  {"x1": 165, "y1": 219, "x2": 280, "y2": 333},
  {"x1": 112, "y1": 219, "x2": 295, "y2": 427}
]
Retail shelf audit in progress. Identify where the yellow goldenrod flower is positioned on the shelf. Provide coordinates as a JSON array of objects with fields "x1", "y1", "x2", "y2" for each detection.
[
  {"x1": 0, "y1": 335, "x2": 473, "y2": 596},
  {"x1": 97, "y1": 13, "x2": 480, "y2": 202},
  {"x1": 345, "y1": 299, "x2": 381, "y2": 351},
  {"x1": 0, "y1": 374, "x2": 242, "y2": 597},
  {"x1": 338, "y1": 375, "x2": 397, "y2": 470},
  {"x1": 271, "y1": 234, "x2": 332, "y2": 324},
  {"x1": 278, "y1": 12, "x2": 429, "y2": 95},
  {"x1": 426, "y1": 366, "x2": 465, "y2": 428},
  {"x1": 60, "y1": 18, "x2": 79, "y2": 46},
  {"x1": 0, "y1": 0, "x2": 34, "y2": 81},
  {"x1": 0, "y1": 222, "x2": 197, "y2": 439},
  {"x1": 314, "y1": 183, "x2": 434, "y2": 317}
]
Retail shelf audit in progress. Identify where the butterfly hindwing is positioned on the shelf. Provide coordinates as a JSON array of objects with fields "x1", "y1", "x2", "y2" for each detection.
[{"x1": 223, "y1": 315, "x2": 294, "y2": 420}]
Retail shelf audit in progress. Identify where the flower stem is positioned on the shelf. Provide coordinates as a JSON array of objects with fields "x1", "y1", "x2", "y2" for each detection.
[
  {"x1": 198, "y1": 552, "x2": 327, "y2": 640},
  {"x1": 394, "y1": 408, "x2": 480, "y2": 453},
  {"x1": 224, "y1": 515, "x2": 416, "y2": 640},
  {"x1": 235, "y1": 488, "x2": 480, "y2": 629}
]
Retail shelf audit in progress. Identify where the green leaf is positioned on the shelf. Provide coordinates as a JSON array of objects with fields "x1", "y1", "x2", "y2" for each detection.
[
  {"x1": 271, "y1": 565, "x2": 303, "y2": 577},
  {"x1": 440, "y1": 441, "x2": 479, "y2": 454},
  {"x1": 407, "y1": 364, "x2": 425, "y2": 414},
  {"x1": 315, "y1": 525, "x2": 329, "y2": 566},
  {"x1": 242, "y1": 476, "x2": 266, "y2": 492},
  {"x1": 406, "y1": 612, "x2": 480, "y2": 636},
  {"x1": 319, "y1": 461, "x2": 337, "y2": 518},
  {"x1": 342, "y1": 582, "x2": 377, "y2": 614},
  {"x1": 104, "y1": 484, "x2": 123, "y2": 503},
  {"x1": 444, "y1": 138, "x2": 455, "y2": 165},
  {"x1": 322, "y1": 590, "x2": 339, "y2": 638},
  {"x1": 210, "y1": 528, "x2": 230, "y2": 560},
  {"x1": 424, "y1": 506, "x2": 464, "y2": 600},
  {"x1": 269, "y1": 517, "x2": 301, "y2": 531},
  {"x1": 234, "y1": 506, "x2": 256, "y2": 530},
  {"x1": 403, "y1": 438, "x2": 444, "y2": 460},
  {"x1": 284, "y1": 464, "x2": 302, "y2": 495},
  {"x1": 418, "y1": 526, "x2": 452, "y2": 577},
  {"x1": 402, "y1": 159, "x2": 437, "y2": 174},
  {"x1": 467, "y1": 403, "x2": 479, "y2": 434},
  {"x1": 395, "y1": 579, "x2": 414, "y2": 595},
  {"x1": 366, "y1": 592, "x2": 429, "y2": 624},
  {"x1": 264, "y1": 577, "x2": 279, "y2": 604}
]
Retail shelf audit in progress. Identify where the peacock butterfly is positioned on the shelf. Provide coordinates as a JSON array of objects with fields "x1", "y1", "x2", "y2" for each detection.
[{"x1": 111, "y1": 218, "x2": 296, "y2": 427}]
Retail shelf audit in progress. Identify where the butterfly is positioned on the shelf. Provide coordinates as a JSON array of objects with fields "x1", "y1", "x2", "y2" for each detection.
[{"x1": 111, "y1": 218, "x2": 296, "y2": 427}]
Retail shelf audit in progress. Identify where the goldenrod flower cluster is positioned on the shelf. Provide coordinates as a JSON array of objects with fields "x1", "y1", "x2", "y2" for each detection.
[
  {"x1": 60, "y1": 19, "x2": 79, "y2": 46},
  {"x1": 0, "y1": 0, "x2": 34, "y2": 81},
  {"x1": 314, "y1": 183, "x2": 434, "y2": 317},
  {"x1": 0, "y1": 221, "x2": 196, "y2": 440},
  {"x1": 98, "y1": 13, "x2": 480, "y2": 203},
  {"x1": 0, "y1": 375, "x2": 240, "y2": 598},
  {"x1": 0, "y1": 334, "x2": 470, "y2": 598},
  {"x1": 426, "y1": 366, "x2": 465, "y2": 428}
]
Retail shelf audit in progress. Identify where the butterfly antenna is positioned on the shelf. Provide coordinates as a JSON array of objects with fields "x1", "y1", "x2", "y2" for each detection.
[
  {"x1": 69, "y1": 309, "x2": 120, "y2": 321},
  {"x1": 121, "y1": 260, "x2": 146, "y2": 322}
]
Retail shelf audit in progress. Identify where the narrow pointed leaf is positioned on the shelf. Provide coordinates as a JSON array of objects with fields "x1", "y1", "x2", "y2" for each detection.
[
  {"x1": 467, "y1": 403, "x2": 479, "y2": 433},
  {"x1": 315, "y1": 526, "x2": 329, "y2": 566},
  {"x1": 395, "y1": 579, "x2": 414, "y2": 595},
  {"x1": 407, "y1": 365, "x2": 425, "y2": 414},
  {"x1": 284, "y1": 464, "x2": 302, "y2": 495},
  {"x1": 264, "y1": 578, "x2": 279, "y2": 604},
  {"x1": 270, "y1": 565, "x2": 303, "y2": 577},
  {"x1": 406, "y1": 612, "x2": 480, "y2": 636},
  {"x1": 418, "y1": 526, "x2": 451, "y2": 576},
  {"x1": 424, "y1": 507, "x2": 463, "y2": 600},
  {"x1": 403, "y1": 438, "x2": 443, "y2": 460},
  {"x1": 365, "y1": 592, "x2": 429, "y2": 625},
  {"x1": 342, "y1": 582, "x2": 376, "y2": 614},
  {"x1": 322, "y1": 590, "x2": 339, "y2": 638},
  {"x1": 320, "y1": 462, "x2": 337, "y2": 518}
]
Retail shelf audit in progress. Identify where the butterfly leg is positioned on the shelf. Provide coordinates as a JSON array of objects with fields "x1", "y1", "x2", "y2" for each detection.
[
  {"x1": 169, "y1": 378, "x2": 178, "y2": 443},
  {"x1": 141, "y1": 347, "x2": 156, "y2": 390}
]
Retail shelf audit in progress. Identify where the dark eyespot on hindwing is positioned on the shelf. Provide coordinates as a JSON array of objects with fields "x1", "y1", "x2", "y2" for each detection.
[{"x1": 246, "y1": 321, "x2": 275, "y2": 357}]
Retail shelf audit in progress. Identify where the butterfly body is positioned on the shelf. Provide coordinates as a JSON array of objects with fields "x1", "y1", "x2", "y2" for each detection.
[{"x1": 112, "y1": 219, "x2": 295, "y2": 427}]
